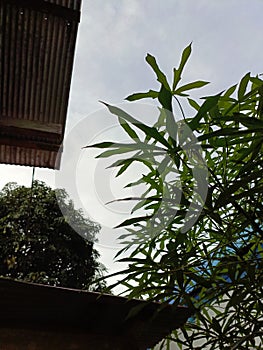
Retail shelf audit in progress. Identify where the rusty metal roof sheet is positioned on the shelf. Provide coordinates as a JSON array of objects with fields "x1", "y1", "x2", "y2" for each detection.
[
  {"x1": 0, "y1": 0, "x2": 81, "y2": 169},
  {"x1": 0, "y1": 278, "x2": 192, "y2": 349}
]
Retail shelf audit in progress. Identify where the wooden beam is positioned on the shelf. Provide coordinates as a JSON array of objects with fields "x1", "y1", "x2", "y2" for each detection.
[
  {"x1": 3, "y1": 0, "x2": 81, "y2": 22},
  {"x1": 0, "y1": 136, "x2": 61, "y2": 152},
  {"x1": 0, "y1": 119, "x2": 63, "y2": 144},
  {"x1": 0, "y1": 118, "x2": 62, "y2": 134}
]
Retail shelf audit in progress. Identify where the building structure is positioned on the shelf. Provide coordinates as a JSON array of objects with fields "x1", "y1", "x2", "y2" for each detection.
[
  {"x1": 0, "y1": 278, "x2": 192, "y2": 349},
  {"x1": 0, "y1": 0, "x2": 81, "y2": 168}
]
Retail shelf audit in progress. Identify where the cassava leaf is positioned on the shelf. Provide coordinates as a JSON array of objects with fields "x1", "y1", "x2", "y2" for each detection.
[
  {"x1": 115, "y1": 215, "x2": 153, "y2": 228},
  {"x1": 173, "y1": 43, "x2": 192, "y2": 90},
  {"x1": 189, "y1": 93, "x2": 222, "y2": 131},
  {"x1": 118, "y1": 117, "x2": 139, "y2": 140},
  {"x1": 238, "y1": 72, "x2": 250, "y2": 101},
  {"x1": 145, "y1": 54, "x2": 170, "y2": 91},
  {"x1": 101, "y1": 101, "x2": 171, "y2": 149},
  {"x1": 174, "y1": 81, "x2": 209, "y2": 96},
  {"x1": 158, "y1": 85, "x2": 173, "y2": 111},
  {"x1": 126, "y1": 90, "x2": 159, "y2": 101}
]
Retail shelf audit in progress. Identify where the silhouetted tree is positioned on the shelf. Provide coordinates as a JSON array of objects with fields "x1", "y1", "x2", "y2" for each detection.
[{"x1": 0, "y1": 181, "x2": 106, "y2": 291}]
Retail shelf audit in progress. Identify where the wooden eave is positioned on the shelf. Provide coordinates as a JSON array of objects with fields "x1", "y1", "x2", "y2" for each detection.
[{"x1": 0, "y1": 278, "x2": 192, "y2": 350}]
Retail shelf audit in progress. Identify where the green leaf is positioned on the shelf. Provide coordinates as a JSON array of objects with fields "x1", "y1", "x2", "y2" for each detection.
[
  {"x1": 257, "y1": 85, "x2": 263, "y2": 117},
  {"x1": 158, "y1": 156, "x2": 171, "y2": 175},
  {"x1": 214, "y1": 113, "x2": 263, "y2": 129},
  {"x1": 172, "y1": 43, "x2": 192, "y2": 91},
  {"x1": 83, "y1": 142, "x2": 116, "y2": 149},
  {"x1": 211, "y1": 317, "x2": 222, "y2": 334},
  {"x1": 189, "y1": 93, "x2": 222, "y2": 131},
  {"x1": 108, "y1": 157, "x2": 154, "y2": 171},
  {"x1": 131, "y1": 199, "x2": 151, "y2": 214},
  {"x1": 188, "y1": 273, "x2": 212, "y2": 288},
  {"x1": 198, "y1": 127, "x2": 260, "y2": 142},
  {"x1": 118, "y1": 117, "x2": 139, "y2": 140},
  {"x1": 250, "y1": 76, "x2": 263, "y2": 86},
  {"x1": 158, "y1": 85, "x2": 173, "y2": 111},
  {"x1": 215, "y1": 170, "x2": 262, "y2": 207},
  {"x1": 224, "y1": 84, "x2": 237, "y2": 98},
  {"x1": 187, "y1": 98, "x2": 200, "y2": 111},
  {"x1": 115, "y1": 215, "x2": 153, "y2": 228},
  {"x1": 96, "y1": 148, "x2": 136, "y2": 158},
  {"x1": 116, "y1": 159, "x2": 134, "y2": 176},
  {"x1": 238, "y1": 72, "x2": 250, "y2": 101},
  {"x1": 101, "y1": 102, "x2": 171, "y2": 149},
  {"x1": 174, "y1": 81, "x2": 209, "y2": 96},
  {"x1": 126, "y1": 90, "x2": 159, "y2": 101},
  {"x1": 228, "y1": 292, "x2": 245, "y2": 307},
  {"x1": 145, "y1": 54, "x2": 170, "y2": 90},
  {"x1": 94, "y1": 142, "x2": 164, "y2": 158},
  {"x1": 166, "y1": 110, "x2": 178, "y2": 141},
  {"x1": 176, "y1": 269, "x2": 184, "y2": 289}
]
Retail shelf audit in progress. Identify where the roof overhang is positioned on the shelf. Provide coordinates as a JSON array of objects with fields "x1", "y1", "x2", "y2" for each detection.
[
  {"x1": 0, "y1": 0, "x2": 81, "y2": 169},
  {"x1": 0, "y1": 278, "x2": 192, "y2": 349}
]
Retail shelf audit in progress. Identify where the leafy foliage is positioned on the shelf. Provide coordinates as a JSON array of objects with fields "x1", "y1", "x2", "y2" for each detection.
[
  {"x1": 88, "y1": 44, "x2": 263, "y2": 349},
  {"x1": 0, "y1": 181, "x2": 106, "y2": 291}
]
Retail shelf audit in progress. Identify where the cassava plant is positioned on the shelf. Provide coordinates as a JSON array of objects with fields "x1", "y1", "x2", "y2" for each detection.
[{"x1": 86, "y1": 44, "x2": 263, "y2": 349}]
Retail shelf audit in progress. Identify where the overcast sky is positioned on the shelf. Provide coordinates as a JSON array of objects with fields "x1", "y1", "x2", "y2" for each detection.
[{"x1": 1, "y1": 0, "x2": 263, "y2": 283}]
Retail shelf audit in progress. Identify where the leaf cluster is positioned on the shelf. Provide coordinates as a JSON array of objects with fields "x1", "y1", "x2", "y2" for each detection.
[{"x1": 88, "y1": 45, "x2": 263, "y2": 349}]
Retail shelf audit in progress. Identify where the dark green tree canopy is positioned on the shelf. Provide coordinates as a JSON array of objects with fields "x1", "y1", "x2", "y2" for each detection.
[{"x1": 0, "y1": 181, "x2": 105, "y2": 291}]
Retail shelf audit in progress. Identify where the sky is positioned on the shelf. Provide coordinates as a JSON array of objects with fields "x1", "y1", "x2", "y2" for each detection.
[{"x1": 1, "y1": 0, "x2": 263, "y2": 287}]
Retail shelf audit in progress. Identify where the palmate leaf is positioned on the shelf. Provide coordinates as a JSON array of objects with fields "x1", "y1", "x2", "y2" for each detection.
[{"x1": 90, "y1": 46, "x2": 263, "y2": 350}]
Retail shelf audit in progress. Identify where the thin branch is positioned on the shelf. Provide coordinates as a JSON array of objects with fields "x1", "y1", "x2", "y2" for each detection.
[{"x1": 173, "y1": 95, "x2": 186, "y2": 120}]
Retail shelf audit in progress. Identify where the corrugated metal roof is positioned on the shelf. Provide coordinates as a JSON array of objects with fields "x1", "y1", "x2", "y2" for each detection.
[
  {"x1": 0, "y1": 278, "x2": 192, "y2": 349},
  {"x1": 0, "y1": 0, "x2": 81, "y2": 169}
]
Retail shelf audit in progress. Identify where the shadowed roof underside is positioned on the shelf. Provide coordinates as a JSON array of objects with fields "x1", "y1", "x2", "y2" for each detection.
[
  {"x1": 0, "y1": 278, "x2": 192, "y2": 349},
  {"x1": 0, "y1": 0, "x2": 81, "y2": 169}
]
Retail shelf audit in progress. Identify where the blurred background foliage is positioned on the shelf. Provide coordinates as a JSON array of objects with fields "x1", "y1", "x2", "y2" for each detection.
[{"x1": 0, "y1": 180, "x2": 106, "y2": 291}]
